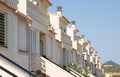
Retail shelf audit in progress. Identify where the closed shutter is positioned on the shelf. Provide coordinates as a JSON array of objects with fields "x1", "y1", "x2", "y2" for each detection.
[
  {"x1": 18, "y1": 18, "x2": 28, "y2": 51},
  {"x1": 30, "y1": 29, "x2": 37, "y2": 53},
  {"x1": 48, "y1": 36, "x2": 53, "y2": 59},
  {"x1": 57, "y1": 46, "x2": 62, "y2": 66},
  {"x1": 0, "y1": 12, "x2": 5, "y2": 46}
]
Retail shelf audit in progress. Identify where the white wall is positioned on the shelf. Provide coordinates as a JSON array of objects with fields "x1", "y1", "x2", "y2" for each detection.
[
  {"x1": 0, "y1": 3, "x2": 29, "y2": 70},
  {"x1": 17, "y1": 0, "x2": 27, "y2": 15},
  {"x1": 49, "y1": 14, "x2": 59, "y2": 29}
]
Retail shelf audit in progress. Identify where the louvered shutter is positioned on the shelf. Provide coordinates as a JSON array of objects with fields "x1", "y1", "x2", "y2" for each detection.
[{"x1": 0, "y1": 12, "x2": 5, "y2": 46}]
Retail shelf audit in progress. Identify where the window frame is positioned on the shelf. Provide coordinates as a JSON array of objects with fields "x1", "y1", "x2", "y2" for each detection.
[{"x1": 18, "y1": 16, "x2": 29, "y2": 53}]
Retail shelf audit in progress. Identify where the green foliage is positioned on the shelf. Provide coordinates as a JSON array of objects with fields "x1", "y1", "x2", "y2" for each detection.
[
  {"x1": 81, "y1": 67, "x2": 90, "y2": 77},
  {"x1": 71, "y1": 62, "x2": 91, "y2": 76},
  {"x1": 98, "y1": 75, "x2": 105, "y2": 77},
  {"x1": 64, "y1": 66, "x2": 71, "y2": 72},
  {"x1": 71, "y1": 62, "x2": 81, "y2": 73},
  {"x1": 64, "y1": 62, "x2": 91, "y2": 77},
  {"x1": 103, "y1": 60, "x2": 119, "y2": 66},
  {"x1": 103, "y1": 66, "x2": 120, "y2": 73}
]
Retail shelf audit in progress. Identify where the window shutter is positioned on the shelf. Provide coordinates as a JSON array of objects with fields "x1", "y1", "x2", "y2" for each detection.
[
  {"x1": 30, "y1": 29, "x2": 37, "y2": 53},
  {"x1": 48, "y1": 36, "x2": 53, "y2": 59},
  {"x1": 18, "y1": 19, "x2": 28, "y2": 51},
  {"x1": 0, "y1": 12, "x2": 5, "y2": 46}
]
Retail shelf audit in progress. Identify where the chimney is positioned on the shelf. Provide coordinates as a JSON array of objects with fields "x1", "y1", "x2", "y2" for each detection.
[
  {"x1": 57, "y1": 6, "x2": 62, "y2": 15},
  {"x1": 88, "y1": 41, "x2": 91, "y2": 45},
  {"x1": 71, "y1": 21, "x2": 76, "y2": 28},
  {"x1": 81, "y1": 35, "x2": 84, "y2": 39}
]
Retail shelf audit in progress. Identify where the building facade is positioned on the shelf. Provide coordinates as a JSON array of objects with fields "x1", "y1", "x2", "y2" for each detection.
[{"x1": 0, "y1": 0, "x2": 103, "y2": 77}]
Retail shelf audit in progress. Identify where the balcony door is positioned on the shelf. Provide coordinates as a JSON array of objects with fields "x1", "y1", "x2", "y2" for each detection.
[{"x1": 40, "y1": 32, "x2": 46, "y2": 57}]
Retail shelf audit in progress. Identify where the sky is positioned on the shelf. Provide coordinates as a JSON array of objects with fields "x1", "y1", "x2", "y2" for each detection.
[{"x1": 48, "y1": 0, "x2": 120, "y2": 64}]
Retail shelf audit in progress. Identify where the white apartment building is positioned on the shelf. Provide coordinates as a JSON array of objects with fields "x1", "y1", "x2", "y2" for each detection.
[
  {"x1": 0, "y1": 0, "x2": 103, "y2": 77},
  {"x1": 48, "y1": 6, "x2": 72, "y2": 67}
]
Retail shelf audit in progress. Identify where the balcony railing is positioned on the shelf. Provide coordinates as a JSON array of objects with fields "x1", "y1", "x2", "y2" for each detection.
[{"x1": 0, "y1": 0, "x2": 18, "y2": 9}]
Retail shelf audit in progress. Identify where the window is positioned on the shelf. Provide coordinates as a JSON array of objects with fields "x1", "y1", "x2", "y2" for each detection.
[
  {"x1": 18, "y1": 18, "x2": 28, "y2": 52},
  {"x1": 40, "y1": 40, "x2": 44, "y2": 55},
  {"x1": 47, "y1": 36, "x2": 53, "y2": 60},
  {"x1": 64, "y1": 29, "x2": 66, "y2": 33},
  {"x1": 63, "y1": 50, "x2": 70, "y2": 66},
  {"x1": 61, "y1": 27, "x2": 62, "y2": 30},
  {"x1": 57, "y1": 46, "x2": 62, "y2": 66},
  {"x1": 0, "y1": 12, "x2": 6, "y2": 46}
]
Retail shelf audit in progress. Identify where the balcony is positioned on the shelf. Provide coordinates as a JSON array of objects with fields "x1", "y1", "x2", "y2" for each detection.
[
  {"x1": 62, "y1": 32, "x2": 71, "y2": 46},
  {"x1": 34, "y1": 55, "x2": 75, "y2": 77},
  {"x1": 72, "y1": 41, "x2": 77, "y2": 50},
  {"x1": 90, "y1": 56, "x2": 93, "y2": 63},
  {"x1": 0, "y1": 0, "x2": 18, "y2": 9}
]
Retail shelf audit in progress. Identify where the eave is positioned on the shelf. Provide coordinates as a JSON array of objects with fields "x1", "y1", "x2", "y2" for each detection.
[
  {"x1": 74, "y1": 28, "x2": 79, "y2": 33},
  {"x1": 41, "y1": 0, "x2": 52, "y2": 7},
  {"x1": 71, "y1": 48, "x2": 77, "y2": 52},
  {"x1": 48, "y1": 29, "x2": 56, "y2": 35},
  {"x1": 0, "y1": 1, "x2": 16, "y2": 10},
  {"x1": 75, "y1": 36, "x2": 81, "y2": 40},
  {"x1": 60, "y1": 16, "x2": 70, "y2": 25}
]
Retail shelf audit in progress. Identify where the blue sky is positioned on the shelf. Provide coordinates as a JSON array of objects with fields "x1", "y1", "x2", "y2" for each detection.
[{"x1": 49, "y1": 0, "x2": 120, "y2": 64}]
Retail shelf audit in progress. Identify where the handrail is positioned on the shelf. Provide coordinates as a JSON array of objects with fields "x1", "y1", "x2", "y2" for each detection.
[
  {"x1": 0, "y1": 53, "x2": 37, "y2": 77},
  {"x1": 0, "y1": 66, "x2": 17, "y2": 77}
]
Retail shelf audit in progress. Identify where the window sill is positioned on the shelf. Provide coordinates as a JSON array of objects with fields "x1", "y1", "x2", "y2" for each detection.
[
  {"x1": 18, "y1": 50, "x2": 29, "y2": 55},
  {"x1": 0, "y1": 46, "x2": 8, "y2": 51}
]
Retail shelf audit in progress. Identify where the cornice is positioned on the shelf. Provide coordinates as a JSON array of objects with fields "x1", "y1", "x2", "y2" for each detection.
[
  {"x1": 71, "y1": 48, "x2": 77, "y2": 52},
  {"x1": 0, "y1": 1, "x2": 16, "y2": 11},
  {"x1": 74, "y1": 28, "x2": 79, "y2": 33},
  {"x1": 75, "y1": 36, "x2": 81, "y2": 40},
  {"x1": 60, "y1": 16, "x2": 70, "y2": 25},
  {"x1": 41, "y1": 0, "x2": 52, "y2": 7},
  {"x1": 0, "y1": 0, "x2": 17, "y2": 10}
]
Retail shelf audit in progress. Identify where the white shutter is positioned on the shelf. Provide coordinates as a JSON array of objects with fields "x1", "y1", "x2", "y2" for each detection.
[
  {"x1": 30, "y1": 29, "x2": 37, "y2": 53},
  {"x1": 57, "y1": 46, "x2": 62, "y2": 66},
  {"x1": 18, "y1": 19, "x2": 28, "y2": 51},
  {"x1": 68, "y1": 51, "x2": 71, "y2": 65},
  {"x1": 47, "y1": 36, "x2": 53, "y2": 59}
]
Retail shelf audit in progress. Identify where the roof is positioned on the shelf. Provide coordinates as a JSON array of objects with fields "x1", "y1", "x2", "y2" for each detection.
[{"x1": 41, "y1": 0, "x2": 52, "y2": 7}]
